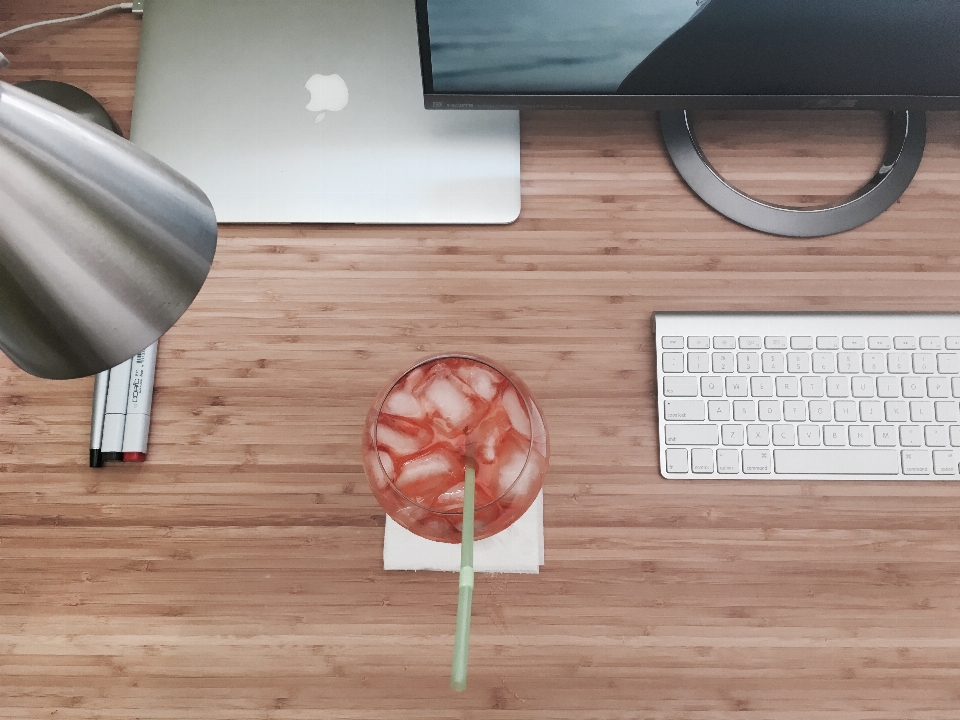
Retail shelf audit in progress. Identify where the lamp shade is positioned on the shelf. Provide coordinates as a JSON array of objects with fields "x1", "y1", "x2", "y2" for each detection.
[{"x1": 0, "y1": 80, "x2": 217, "y2": 379}]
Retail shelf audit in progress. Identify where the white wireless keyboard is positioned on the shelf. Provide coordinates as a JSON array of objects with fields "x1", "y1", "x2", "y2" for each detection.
[{"x1": 655, "y1": 313, "x2": 960, "y2": 480}]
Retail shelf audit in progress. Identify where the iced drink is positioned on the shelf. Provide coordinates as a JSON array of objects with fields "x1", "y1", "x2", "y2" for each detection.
[{"x1": 362, "y1": 355, "x2": 548, "y2": 543}]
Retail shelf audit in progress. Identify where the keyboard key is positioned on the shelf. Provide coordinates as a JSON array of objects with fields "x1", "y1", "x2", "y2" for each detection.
[
  {"x1": 662, "y1": 336, "x2": 684, "y2": 349},
  {"x1": 663, "y1": 424, "x2": 719, "y2": 445},
  {"x1": 751, "y1": 376, "x2": 774, "y2": 397},
  {"x1": 688, "y1": 336, "x2": 711, "y2": 349},
  {"x1": 913, "y1": 354, "x2": 936, "y2": 374},
  {"x1": 708, "y1": 400, "x2": 731, "y2": 421},
  {"x1": 859, "y1": 401, "x2": 884, "y2": 422},
  {"x1": 920, "y1": 336, "x2": 943, "y2": 350},
  {"x1": 764, "y1": 336, "x2": 788, "y2": 350},
  {"x1": 938, "y1": 353, "x2": 960, "y2": 374},
  {"x1": 885, "y1": 401, "x2": 908, "y2": 422},
  {"x1": 849, "y1": 425, "x2": 872, "y2": 446},
  {"x1": 868, "y1": 336, "x2": 892, "y2": 350},
  {"x1": 713, "y1": 352, "x2": 735, "y2": 373},
  {"x1": 783, "y1": 400, "x2": 807, "y2": 421},
  {"x1": 823, "y1": 425, "x2": 846, "y2": 446},
  {"x1": 901, "y1": 449, "x2": 932, "y2": 475},
  {"x1": 837, "y1": 352, "x2": 861, "y2": 373},
  {"x1": 812, "y1": 352, "x2": 836, "y2": 373},
  {"x1": 716, "y1": 449, "x2": 740, "y2": 473},
  {"x1": 927, "y1": 377, "x2": 950, "y2": 398},
  {"x1": 933, "y1": 450, "x2": 956, "y2": 475},
  {"x1": 725, "y1": 376, "x2": 748, "y2": 397},
  {"x1": 737, "y1": 352, "x2": 760, "y2": 373},
  {"x1": 663, "y1": 400, "x2": 705, "y2": 421},
  {"x1": 874, "y1": 425, "x2": 897, "y2": 446},
  {"x1": 747, "y1": 425, "x2": 770, "y2": 446},
  {"x1": 714, "y1": 336, "x2": 736, "y2": 349},
  {"x1": 817, "y1": 336, "x2": 839, "y2": 350},
  {"x1": 936, "y1": 401, "x2": 959, "y2": 422},
  {"x1": 687, "y1": 352, "x2": 710, "y2": 373},
  {"x1": 842, "y1": 336, "x2": 866, "y2": 350},
  {"x1": 895, "y1": 336, "x2": 918, "y2": 350},
  {"x1": 925, "y1": 425, "x2": 948, "y2": 447},
  {"x1": 722, "y1": 424, "x2": 745, "y2": 446},
  {"x1": 663, "y1": 376, "x2": 698, "y2": 397},
  {"x1": 951, "y1": 426, "x2": 960, "y2": 446},
  {"x1": 733, "y1": 400, "x2": 756, "y2": 421},
  {"x1": 691, "y1": 448, "x2": 715, "y2": 473},
  {"x1": 662, "y1": 352, "x2": 684, "y2": 372},
  {"x1": 877, "y1": 377, "x2": 900, "y2": 397},
  {"x1": 888, "y1": 354, "x2": 911, "y2": 373},
  {"x1": 665, "y1": 448, "x2": 689, "y2": 473},
  {"x1": 801, "y1": 376, "x2": 825, "y2": 397},
  {"x1": 787, "y1": 352, "x2": 811, "y2": 373},
  {"x1": 826, "y1": 376, "x2": 849, "y2": 397},
  {"x1": 902, "y1": 377, "x2": 925, "y2": 398},
  {"x1": 772, "y1": 424, "x2": 796, "y2": 445},
  {"x1": 909, "y1": 401, "x2": 933, "y2": 422},
  {"x1": 758, "y1": 400, "x2": 780, "y2": 421},
  {"x1": 862, "y1": 353, "x2": 885, "y2": 374},
  {"x1": 852, "y1": 376, "x2": 876, "y2": 398},
  {"x1": 774, "y1": 449, "x2": 899, "y2": 475},
  {"x1": 739, "y1": 336, "x2": 762, "y2": 349},
  {"x1": 762, "y1": 352, "x2": 785, "y2": 373},
  {"x1": 947, "y1": 337, "x2": 960, "y2": 350},
  {"x1": 742, "y1": 449, "x2": 772, "y2": 473},
  {"x1": 776, "y1": 376, "x2": 800, "y2": 397},
  {"x1": 701, "y1": 376, "x2": 723, "y2": 397},
  {"x1": 809, "y1": 401, "x2": 831, "y2": 421},
  {"x1": 797, "y1": 425, "x2": 821, "y2": 445},
  {"x1": 834, "y1": 400, "x2": 857, "y2": 421},
  {"x1": 791, "y1": 336, "x2": 814, "y2": 350},
  {"x1": 899, "y1": 425, "x2": 922, "y2": 447}
]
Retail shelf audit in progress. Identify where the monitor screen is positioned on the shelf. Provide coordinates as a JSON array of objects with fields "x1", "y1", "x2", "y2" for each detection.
[{"x1": 416, "y1": 0, "x2": 960, "y2": 110}]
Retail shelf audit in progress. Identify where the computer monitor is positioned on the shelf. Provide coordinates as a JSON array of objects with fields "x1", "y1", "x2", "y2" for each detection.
[{"x1": 415, "y1": 0, "x2": 960, "y2": 236}]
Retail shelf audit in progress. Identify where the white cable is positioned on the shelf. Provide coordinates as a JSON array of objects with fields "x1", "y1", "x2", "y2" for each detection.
[{"x1": 0, "y1": 4, "x2": 133, "y2": 41}]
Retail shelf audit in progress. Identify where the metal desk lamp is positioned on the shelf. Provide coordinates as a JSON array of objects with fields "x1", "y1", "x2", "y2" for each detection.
[{"x1": 0, "y1": 79, "x2": 218, "y2": 379}]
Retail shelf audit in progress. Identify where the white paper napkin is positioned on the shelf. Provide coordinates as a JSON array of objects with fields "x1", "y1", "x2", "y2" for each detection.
[{"x1": 383, "y1": 491, "x2": 544, "y2": 573}]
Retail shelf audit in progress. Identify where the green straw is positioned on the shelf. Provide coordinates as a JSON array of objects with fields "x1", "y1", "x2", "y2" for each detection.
[{"x1": 450, "y1": 449, "x2": 476, "y2": 692}]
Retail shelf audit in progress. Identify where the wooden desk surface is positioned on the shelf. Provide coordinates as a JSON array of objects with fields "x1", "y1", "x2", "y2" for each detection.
[{"x1": 3, "y1": 4, "x2": 960, "y2": 718}]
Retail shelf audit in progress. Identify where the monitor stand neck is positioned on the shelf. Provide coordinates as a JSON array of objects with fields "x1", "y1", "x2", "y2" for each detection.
[{"x1": 659, "y1": 109, "x2": 926, "y2": 238}]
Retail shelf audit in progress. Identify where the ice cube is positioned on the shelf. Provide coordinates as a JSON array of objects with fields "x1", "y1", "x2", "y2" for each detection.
[
  {"x1": 455, "y1": 362, "x2": 502, "y2": 401},
  {"x1": 432, "y1": 482, "x2": 465, "y2": 513},
  {"x1": 394, "y1": 447, "x2": 461, "y2": 503},
  {"x1": 378, "y1": 450, "x2": 395, "y2": 480},
  {"x1": 501, "y1": 387, "x2": 531, "y2": 438},
  {"x1": 420, "y1": 371, "x2": 484, "y2": 434},
  {"x1": 496, "y1": 443, "x2": 529, "y2": 496},
  {"x1": 376, "y1": 415, "x2": 433, "y2": 457},
  {"x1": 383, "y1": 389, "x2": 425, "y2": 419}
]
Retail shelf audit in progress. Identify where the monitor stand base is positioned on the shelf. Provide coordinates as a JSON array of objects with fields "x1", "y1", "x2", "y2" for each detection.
[{"x1": 659, "y1": 109, "x2": 926, "y2": 238}]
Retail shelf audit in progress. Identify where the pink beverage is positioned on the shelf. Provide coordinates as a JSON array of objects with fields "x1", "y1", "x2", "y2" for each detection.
[{"x1": 362, "y1": 355, "x2": 548, "y2": 543}]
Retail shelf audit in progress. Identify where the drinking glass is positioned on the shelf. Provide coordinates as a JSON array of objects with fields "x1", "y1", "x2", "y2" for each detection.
[{"x1": 362, "y1": 354, "x2": 548, "y2": 543}]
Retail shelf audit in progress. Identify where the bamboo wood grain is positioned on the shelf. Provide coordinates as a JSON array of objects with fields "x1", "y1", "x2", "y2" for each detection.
[{"x1": 3, "y1": 3, "x2": 960, "y2": 718}]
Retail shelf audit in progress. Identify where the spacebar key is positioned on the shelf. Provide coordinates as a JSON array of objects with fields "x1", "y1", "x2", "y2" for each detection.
[{"x1": 774, "y1": 449, "x2": 900, "y2": 475}]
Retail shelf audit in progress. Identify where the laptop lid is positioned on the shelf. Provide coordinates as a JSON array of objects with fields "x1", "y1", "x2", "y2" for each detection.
[{"x1": 131, "y1": 0, "x2": 521, "y2": 223}]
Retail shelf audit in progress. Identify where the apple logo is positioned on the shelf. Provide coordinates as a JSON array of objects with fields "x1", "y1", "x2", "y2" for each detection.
[{"x1": 305, "y1": 73, "x2": 348, "y2": 123}]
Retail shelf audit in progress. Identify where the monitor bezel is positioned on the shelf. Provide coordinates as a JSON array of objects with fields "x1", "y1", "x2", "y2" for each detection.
[{"x1": 414, "y1": 0, "x2": 960, "y2": 112}]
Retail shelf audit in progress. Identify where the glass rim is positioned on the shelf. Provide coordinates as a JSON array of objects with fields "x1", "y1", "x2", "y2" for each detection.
[{"x1": 372, "y1": 353, "x2": 537, "y2": 515}]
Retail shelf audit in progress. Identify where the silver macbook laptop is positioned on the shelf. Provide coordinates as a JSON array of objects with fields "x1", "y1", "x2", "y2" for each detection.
[{"x1": 131, "y1": 0, "x2": 521, "y2": 224}]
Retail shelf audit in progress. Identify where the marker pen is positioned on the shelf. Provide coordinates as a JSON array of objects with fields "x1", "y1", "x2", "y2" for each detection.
[
  {"x1": 89, "y1": 369, "x2": 109, "y2": 467},
  {"x1": 121, "y1": 341, "x2": 158, "y2": 462},
  {"x1": 101, "y1": 358, "x2": 132, "y2": 462}
]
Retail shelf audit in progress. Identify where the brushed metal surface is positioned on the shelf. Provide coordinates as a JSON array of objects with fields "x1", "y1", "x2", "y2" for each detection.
[
  {"x1": 0, "y1": 81, "x2": 218, "y2": 379},
  {"x1": 659, "y1": 109, "x2": 926, "y2": 237}
]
